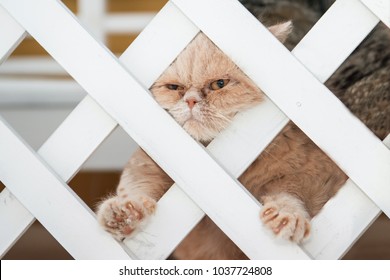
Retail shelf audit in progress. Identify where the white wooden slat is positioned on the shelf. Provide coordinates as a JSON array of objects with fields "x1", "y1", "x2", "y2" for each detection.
[
  {"x1": 121, "y1": 2, "x2": 292, "y2": 260},
  {"x1": 0, "y1": 0, "x2": 309, "y2": 259},
  {"x1": 292, "y1": 0, "x2": 379, "y2": 82},
  {"x1": 0, "y1": 2, "x2": 197, "y2": 258},
  {"x1": 361, "y1": 0, "x2": 390, "y2": 27},
  {"x1": 104, "y1": 13, "x2": 156, "y2": 33},
  {"x1": 0, "y1": 57, "x2": 67, "y2": 75},
  {"x1": 0, "y1": 78, "x2": 85, "y2": 106},
  {"x1": 112, "y1": 2, "x2": 306, "y2": 259},
  {"x1": 119, "y1": 3, "x2": 198, "y2": 90},
  {"x1": 54, "y1": 0, "x2": 390, "y2": 262},
  {"x1": 0, "y1": 1, "x2": 197, "y2": 258},
  {"x1": 8, "y1": 1, "x2": 310, "y2": 257},
  {"x1": 0, "y1": 116, "x2": 131, "y2": 259},
  {"x1": 126, "y1": 0, "x2": 383, "y2": 259},
  {"x1": 3, "y1": 0, "x2": 372, "y2": 260},
  {"x1": 0, "y1": 5, "x2": 32, "y2": 258},
  {"x1": 0, "y1": 0, "x2": 386, "y2": 260},
  {"x1": 0, "y1": 189, "x2": 35, "y2": 258},
  {"x1": 0, "y1": 5, "x2": 26, "y2": 63},
  {"x1": 0, "y1": 12, "x2": 122, "y2": 257},
  {"x1": 125, "y1": 98, "x2": 289, "y2": 259},
  {"x1": 0, "y1": 0, "x2": 267, "y2": 259},
  {"x1": 37, "y1": 96, "x2": 117, "y2": 180},
  {"x1": 78, "y1": 0, "x2": 106, "y2": 42},
  {"x1": 0, "y1": 96, "x2": 121, "y2": 257},
  {"x1": 290, "y1": 0, "x2": 385, "y2": 259},
  {"x1": 172, "y1": 0, "x2": 390, "y2": 217},
  {"x1": 305, "y1": 134, "x2": 390, "y2": 259},
  {"x1": 307, "y1": 179, "x2": 381, "y2": 259}
]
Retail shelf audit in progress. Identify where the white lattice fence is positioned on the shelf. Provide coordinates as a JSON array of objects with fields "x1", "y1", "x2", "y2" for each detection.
[
  {"x1": 0, "y1": 0, "x2": 157, "y2": 106},
  {"x1": 0, "y1": 0, "x2": 389, "y2": 260}
]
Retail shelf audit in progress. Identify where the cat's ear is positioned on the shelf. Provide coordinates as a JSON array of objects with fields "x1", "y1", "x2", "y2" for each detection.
[{"x1": 268, "y1": 21, "x2": 292, "y2": 43}]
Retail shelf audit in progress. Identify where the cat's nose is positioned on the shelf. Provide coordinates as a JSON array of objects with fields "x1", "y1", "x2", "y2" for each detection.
[
  {"x1": 183, "y1": 87, "x2": 201, "y2": 109},
  {"x1": 186, "y1": 98, "x2": 198, "y2": 109}
]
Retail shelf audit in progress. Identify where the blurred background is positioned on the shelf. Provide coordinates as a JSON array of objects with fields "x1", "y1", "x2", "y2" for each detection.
[{"x1": 1, "y1": 0, "x2": 389, "y2": 260}]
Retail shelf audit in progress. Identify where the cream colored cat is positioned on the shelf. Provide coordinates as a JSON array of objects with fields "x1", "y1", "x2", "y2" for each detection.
[{"x1": 96, "y1": 22, "x2": 347, "y2": 259}]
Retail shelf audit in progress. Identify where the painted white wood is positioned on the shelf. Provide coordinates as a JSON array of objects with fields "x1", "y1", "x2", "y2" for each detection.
[
  {"x1": 116, "y1": 2, "x2": 292, "y2": 259},
  {"x1": 306, "y1": 134, "x2": 390, "y2": 259},
  {"x1": 361, "y1": 0, "x2": 390, "y2": 27},
  {"x1": 292, "y1": 0, "x2": 379, "y2": 82},
  {"x1": 104, "y1": 13, "x2": 156, "y2": 33},
  {"x1": 126, "y1": 0, "x2": 385, "y2": 259},
  {"x1": 0, "y1": 5, "x2": 26, "y2": 63},
  {"x1": 172, "y1": 0, "x2": 390, "y2": 218},
  {"x1": 38, "y1": 96, "x2": 117, "y2": 180},
  {"x1": 0, "y1": 0, "x2": 309, "y2": 259},
  {"x1": 0, "y1": 4, "x2": 31, "y2": 258},
  {"x1": 307, "y1": 182, "x2": 380, "y2": 259},
  {"x1": 0, "y1": 0, "x2": 386, "y2": 260},
  {"x1": 0, "y1": 3, "x2": 192, "y2": 257},
  {"x1": 78, "y1": 0, "x2": 106, "y2": 43},
  {"x1": 0, "y1": 116, "x2": 131, "y2": 259},
  {"x1": 0, "y1": 189, "x2": 35, "y2": 258},
  {"x1": 119, "y1": 3, "x2": 199, "y2": 89},
  {"x1": 0, "y1": 2, "x2": 290, "y2": 256},
  {"x1": 0, "y1": 57, "x2": 67, "y2": 75},
  {"x1": 289, "y1": 0, "x2": 388, "y2": 260},
  {"x1": 105, "y1": 2, "x2": 310, "y2": 259},
  {"x1": 0, "y1": 10, "x2": 123, "y2": 256},
  {"x1": 0, "y1": 98, "x2": 123, "y2": 257},
  {"x1": 125, "y1": 97, "x2": 290, "y2": 259},
  {"x1": 0, "y1": 78, "x2": 85, "y2": 106}
]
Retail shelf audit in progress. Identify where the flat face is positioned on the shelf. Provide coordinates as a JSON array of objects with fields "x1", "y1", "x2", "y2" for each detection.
[{"x1": 151, "y1": 33, "x2": 263, "y2": 142}]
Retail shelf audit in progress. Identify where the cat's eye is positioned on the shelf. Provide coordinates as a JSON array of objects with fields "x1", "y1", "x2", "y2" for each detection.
[
  {"x1": 166, "y1": 84, "x2": 183, "y2": 91},
  {"x1": 210, "y1": 79, "x2": 230, "y2": 90}
]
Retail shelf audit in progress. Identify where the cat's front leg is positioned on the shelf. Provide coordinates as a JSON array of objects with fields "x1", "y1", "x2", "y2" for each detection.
[
  {"x1": 96, "y1": 148, "x2": 173, "y2": 241},
  {"x1": 260, "y1": 193, "x2": 311, "y2": 243},
  {"x1": 96, "y1": 194, "x2": 157, "y2": 240}
]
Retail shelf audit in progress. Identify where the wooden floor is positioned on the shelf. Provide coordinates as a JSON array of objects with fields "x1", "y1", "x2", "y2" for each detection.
[{"x1": 2, "y1": 171, "x2": 390, "y2": 260}]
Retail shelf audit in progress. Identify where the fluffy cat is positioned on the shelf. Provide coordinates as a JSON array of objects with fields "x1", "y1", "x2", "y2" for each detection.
[
  {"x1": 326, "y1": 23, "x2": 390, "y2": 140},
  {"x1": 242, "y1": 0, "x2": 390, "y2": 138},
  {"x1": 240, "y1": 0, "x2": 326, "y2": 50},
  {"x1": 96, "y1": 22, "x2": 348, "y2": 259}
]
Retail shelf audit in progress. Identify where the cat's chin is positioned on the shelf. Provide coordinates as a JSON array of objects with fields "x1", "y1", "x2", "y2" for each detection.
[{"x1": 183, "y1": 119, "x2": 219, "y2": 143}]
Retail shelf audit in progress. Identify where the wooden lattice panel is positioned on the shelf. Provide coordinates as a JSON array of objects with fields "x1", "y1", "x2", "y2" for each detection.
[{"x1": 0, "y1": 0, "x2": 389, "y2": 259}]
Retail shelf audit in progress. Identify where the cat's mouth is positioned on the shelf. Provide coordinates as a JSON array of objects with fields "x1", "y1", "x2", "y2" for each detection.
[
  {"x1": 177, "y1": 106, "x2": 203, "y2": 123},
  {"x1": 181, "y1": 115, "x2": 202, "y2": 130},
  {"x1": 182, "y1": 112, "x2": 231, "y2": 142},
  {"x1": 168, "y1": 103, "x2": 231, "y2": 142}
]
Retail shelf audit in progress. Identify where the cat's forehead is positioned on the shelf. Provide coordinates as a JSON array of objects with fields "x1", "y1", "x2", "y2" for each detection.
[{"x1": 162, "y1": 33, "x2": 237, "y2": 85}]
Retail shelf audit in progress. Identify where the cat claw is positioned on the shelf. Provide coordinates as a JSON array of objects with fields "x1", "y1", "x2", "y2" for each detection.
[
  {"x1": 96, "y1": 196, "x2": 156, "y2": 240},
  {"x1": 260, "y1": 195, "x2": 311, "y2": 243}
]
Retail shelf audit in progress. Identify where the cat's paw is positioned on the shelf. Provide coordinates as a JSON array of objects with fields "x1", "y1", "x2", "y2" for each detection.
[
  {"x1": 260, "y1": 193, "x2": 311, "y2": 243},
  {"x1": 96, "y1": 195, "x2": 156, "y2": 240}
]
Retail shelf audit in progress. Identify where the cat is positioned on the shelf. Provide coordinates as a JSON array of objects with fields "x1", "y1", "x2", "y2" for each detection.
[
  {"x1": 97, "y1": 0, "x2": 389, "y2": 259},
  {"x1": 96, "y1": 22, "x2": 348, "y2": 259},
  {"x1": 325, "y1": 23, "x2": 390, "y2": 140},
  {"x1": 241, "y1": 0, "x2": 390, "y2": 139},
  {"x1": 239, "y1": 0, "x2": 327, "y2": 50}
]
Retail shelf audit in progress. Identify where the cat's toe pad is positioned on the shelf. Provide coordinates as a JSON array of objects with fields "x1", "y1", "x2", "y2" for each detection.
[
  {"x1": 260, "y1": 194, "x2": 311, "y2": 243},
  {"x1": 97, "y1": 196, "x2": 156, "y2": 240}
]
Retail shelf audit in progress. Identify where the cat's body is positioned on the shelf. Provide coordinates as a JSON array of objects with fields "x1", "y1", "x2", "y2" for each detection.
[
  {"x1": 242, "y1": 0, "x2": 390, "y2": 138},
  {"x1": 326, "y1": 23, "x2": 390, "y2": 139},
  {"x1": 97, "y1": 0, "x2": 389, "y2": 259},
  {"x1": 174, "y1": 121, "x2": 347, "y2": 259}
]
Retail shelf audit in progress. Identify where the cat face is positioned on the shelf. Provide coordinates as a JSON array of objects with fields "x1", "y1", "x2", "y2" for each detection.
[{"x1": 151, "y1": 23, "x2": 291, "y2": 142}]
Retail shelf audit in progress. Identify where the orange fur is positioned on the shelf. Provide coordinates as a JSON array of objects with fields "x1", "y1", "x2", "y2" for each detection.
[{"x1": 96, "y1": 23, "x2": 347, "y2": 258}]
